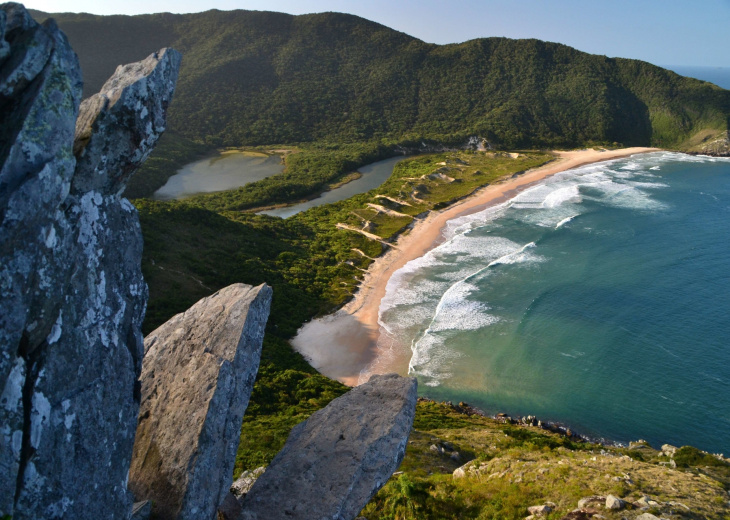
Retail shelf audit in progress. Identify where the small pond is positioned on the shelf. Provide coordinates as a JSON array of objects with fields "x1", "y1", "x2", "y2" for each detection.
[
  {"x1": 153, "y1": 151, "x2": 284, "y2": 200},
  {"x1": 260, "y1": 155, "x2": 408, "y2": 218}
]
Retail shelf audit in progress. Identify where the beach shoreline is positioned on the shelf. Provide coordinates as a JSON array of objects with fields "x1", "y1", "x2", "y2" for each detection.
[{"x1": 291, "y1": 147, "x2": 659, "y2": 386}]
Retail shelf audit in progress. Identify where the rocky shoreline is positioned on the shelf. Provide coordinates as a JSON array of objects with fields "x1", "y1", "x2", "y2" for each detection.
[{"x1": 419, "y1": 397, "x2": 730, "y2": 458}]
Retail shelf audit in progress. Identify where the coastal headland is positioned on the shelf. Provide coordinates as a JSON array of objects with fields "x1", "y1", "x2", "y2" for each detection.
[{"x1": 292, "y1": 147, "x2": 659, "y2": 386}]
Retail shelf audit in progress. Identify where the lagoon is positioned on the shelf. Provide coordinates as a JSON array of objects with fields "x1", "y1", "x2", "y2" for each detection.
[
  {"x1": 153, "y1": 151, "x2": 284, "y2": 200},
  {"x1": 261, "y1": 156, "x2": 409, "y2": 218}
]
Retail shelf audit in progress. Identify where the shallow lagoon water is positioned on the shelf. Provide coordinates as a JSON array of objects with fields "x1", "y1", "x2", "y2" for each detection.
[
  {"x1": 153, "y1": 151, "x2": 284, "y2": 200},
  {"x1": 261, "y1": 156, "x2": 408, "y2": 218},
  {"x1": 374, "y1": 152, "x2": 730, "y2": 453}
]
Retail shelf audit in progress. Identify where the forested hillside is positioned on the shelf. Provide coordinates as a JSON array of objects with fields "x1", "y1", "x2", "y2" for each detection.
[
  {"x1": 20, "y1": 11, "x2": 730, "y2": 518},
  {"x1": 32, "y1": 9, "x2": 730, "y2": 151}
]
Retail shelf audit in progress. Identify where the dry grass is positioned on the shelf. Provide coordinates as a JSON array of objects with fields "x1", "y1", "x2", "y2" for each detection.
[{"x1": 360, "y1": 401, "x2": 730, "y2": 520}]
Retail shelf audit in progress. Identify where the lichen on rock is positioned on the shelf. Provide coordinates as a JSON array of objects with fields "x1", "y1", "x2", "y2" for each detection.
[{"x1": 0, "y1": 3, "x2": 181, "y2": 518}]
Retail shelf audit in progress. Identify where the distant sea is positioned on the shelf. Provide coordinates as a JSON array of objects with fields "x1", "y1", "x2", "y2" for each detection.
[
  {"x1": 665, "y1": 65, "x2": 730, "y2": 90},
  {"x1": 376, "y1": 152, "x2": 730, "y2": 454}
]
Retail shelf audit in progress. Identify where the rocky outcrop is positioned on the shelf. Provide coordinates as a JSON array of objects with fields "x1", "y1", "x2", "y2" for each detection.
[
  {"x1": 129, "y1": 283, "x2": 272, "y2": 520},
  {"x1": 73, "y1": 43, "x2": 180, "y2": 195},
  {"x1": 240, "y1": 373, "x2": 418, "y2": 520},
  {"x1": 527, "y1": 504, "x2": 553, "y2": 516},
  {"x1": 661, "y1": 443, "x2": 678, "y2": 457},
  {"x1": 694, "y1": 131, "x2": 730, "y2": 156},
  {"x1": 0, "y1": 4, "x2": 180, "y2": 518}
]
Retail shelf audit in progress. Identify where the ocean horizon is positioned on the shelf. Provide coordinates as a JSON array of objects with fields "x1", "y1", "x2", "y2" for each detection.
[
  {"x1": 373, "y1": 151, "x2": 730, "y2": 454},
  {"x1": 666, "y1": 65, "x2": 730, "y2": 90}
]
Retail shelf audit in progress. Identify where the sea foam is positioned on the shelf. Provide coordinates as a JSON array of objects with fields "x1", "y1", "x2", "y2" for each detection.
[{"x1": 376, "y1": 152, "x2": 675, "y2": 385}]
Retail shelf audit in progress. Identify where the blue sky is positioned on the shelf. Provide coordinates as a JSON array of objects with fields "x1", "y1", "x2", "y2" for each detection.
[{"x1": 25, "y1": 0, "x2": 730, "y2": 67}]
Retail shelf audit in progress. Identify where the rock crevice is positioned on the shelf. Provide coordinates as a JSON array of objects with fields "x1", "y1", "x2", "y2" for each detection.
[{"x1": 0, "y1": 4, "x2": 180, "y2": 518}]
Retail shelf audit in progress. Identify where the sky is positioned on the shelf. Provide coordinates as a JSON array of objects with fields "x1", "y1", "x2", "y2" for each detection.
[{"x1": 23, "y1": 0, "x2": 730, "y2": 67}]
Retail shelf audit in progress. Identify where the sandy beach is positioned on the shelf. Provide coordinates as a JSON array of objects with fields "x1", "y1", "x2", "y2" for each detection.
[{"x1": 291, "y1": 147, "x2": 659, "y2": 386}]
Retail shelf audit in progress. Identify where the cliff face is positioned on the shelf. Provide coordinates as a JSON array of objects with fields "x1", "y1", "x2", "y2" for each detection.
[{"x1": 0, "y1": 3, "x2": 180, "y2": 517}]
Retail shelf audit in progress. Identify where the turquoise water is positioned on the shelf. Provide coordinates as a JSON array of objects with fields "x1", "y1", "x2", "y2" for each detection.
[{"x1": 375, "y1": 152, "x2": 730, "y2": 453}]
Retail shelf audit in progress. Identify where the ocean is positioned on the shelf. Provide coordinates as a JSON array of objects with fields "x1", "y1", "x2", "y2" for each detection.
[
  {"x1": 665, "y1": 65, "x2": 730, "y2": 90},
  {"x1": 375, "y1": 152, "x2": 730, "y2": 454}
]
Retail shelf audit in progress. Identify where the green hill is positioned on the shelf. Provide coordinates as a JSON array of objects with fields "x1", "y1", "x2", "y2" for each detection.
[
  {"x1": 21, "y1": 10, "x2": 730, "y2": 517},
  {"x1": 31, "y1": 9, "x2": 730, "y2": 151}
]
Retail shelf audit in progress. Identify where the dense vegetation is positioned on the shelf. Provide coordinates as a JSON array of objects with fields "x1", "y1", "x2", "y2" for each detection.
[
  {"x1": 33, "y1": 8, "x2": 730, "y2": 207},
  {"x1": 136, "y1": 151, "x2": 551, "y2": 475},
  {"x1": 30, "y1": 7, "x2": 730, "y2": 516},
  {"x1": 34, "y1": 9, "x2": 729, "y2": 151},
  {"x1": 134, "y1": 148, "x2": 730, "y2": 517}
]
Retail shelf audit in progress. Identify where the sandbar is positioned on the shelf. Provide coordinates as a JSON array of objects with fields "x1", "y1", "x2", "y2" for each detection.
[{"x1": 291, "y1": 147, "x2": 659, "y2": 386}]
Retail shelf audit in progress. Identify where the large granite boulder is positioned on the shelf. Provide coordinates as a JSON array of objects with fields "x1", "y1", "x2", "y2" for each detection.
[
  {"x1": 0, "y1": 3, "x2": 180, "y2": 518},
  {"x1": 240, "y1": 373, "x2": 418, "y2": 520},
  {"x1": 129, "y1": 283, "x2": 272, "y2": 520}
]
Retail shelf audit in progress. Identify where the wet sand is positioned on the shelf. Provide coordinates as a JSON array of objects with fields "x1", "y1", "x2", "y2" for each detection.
[{"x1": 290, "y1": 147, "x2": 659, "y2": 386}]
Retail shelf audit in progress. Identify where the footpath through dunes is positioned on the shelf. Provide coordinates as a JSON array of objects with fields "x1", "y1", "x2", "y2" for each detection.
[{"x1": 291, "y1": 147, "x2": 657, "y2": 386}]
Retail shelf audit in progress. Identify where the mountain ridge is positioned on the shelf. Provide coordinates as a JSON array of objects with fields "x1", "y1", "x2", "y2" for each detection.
[{"x1": 30, "y1": 8, "x2": 730, "y2": 152}]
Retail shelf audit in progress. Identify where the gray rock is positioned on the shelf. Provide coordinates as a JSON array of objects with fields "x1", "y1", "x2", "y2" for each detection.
[
  {"x1": 528, "y1": 504, "x2": 553, "y2": 515},
  {"x1": 129, "y1": 283, "x2": 272, "y2": 520},
  {"x1": 634, "y1": 496, "x2": 662, "y2": 508},
  {"x1": 1, "y1": 6, "x2": 81, "y2": 515},
  {"x1": 635, "y1": 514, "x2": 661, "y2": 520},
  {"x1": 231, "y1": 467, "x2": 266, "y2": 499},
  {"x1": 453, "y1": 461, "x2": 472, "y2": 478},
  {"x1": 577, "y1": 496, "x2": 605, "y2": 509},
  {"x1": 604, "y1": 495, "x2": 625, "y2": 510},
  {"x1": 429, "y1": 444, "x2": 444, "y2": 455},
  {"x1": 240, "y1": 373, "x2": 418, "y2": 520},
  {"x1": 0, "y1": 4, "x2": 180, "y2": 518},
  {"x1": 661, "y1": 444, "x2": 677, "y2": 457},
  {"x1": 73, "y1": 47, "x2": 181, "y2": 195}
]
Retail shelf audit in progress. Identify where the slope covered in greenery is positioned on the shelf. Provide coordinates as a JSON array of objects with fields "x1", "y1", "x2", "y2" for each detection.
[
  {"x1": 28, "y1": 8, "x2": 730, "y2": 517},
  {"x1": 362, "y1": 400, "x2": 730, "y2": 519},
  {"x1": 135, "y1": 151, "x2": 552, "y2": 474},
  {"x1": 33, "y1": 9, "x2": 729, "y2": 151}
]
